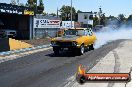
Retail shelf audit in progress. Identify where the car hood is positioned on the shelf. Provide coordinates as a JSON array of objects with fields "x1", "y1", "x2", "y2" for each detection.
[{"x1": 54, "y1": 35, "x2": 80, "y2": 41}]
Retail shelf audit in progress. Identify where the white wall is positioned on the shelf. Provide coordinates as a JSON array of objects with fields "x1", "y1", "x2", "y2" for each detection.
[{"x1": 78, "y1": 13, "x2": 93, "y2": 24}]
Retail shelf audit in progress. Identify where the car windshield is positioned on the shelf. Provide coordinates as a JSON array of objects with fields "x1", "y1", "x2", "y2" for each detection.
[{"x1": 64, "y1": 30, "x2": 84, "y2": 36}]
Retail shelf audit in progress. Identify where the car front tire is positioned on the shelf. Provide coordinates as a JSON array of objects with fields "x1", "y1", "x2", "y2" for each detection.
[{"x1": 77, "y1": 45, "x2": 85, "y2": 55}]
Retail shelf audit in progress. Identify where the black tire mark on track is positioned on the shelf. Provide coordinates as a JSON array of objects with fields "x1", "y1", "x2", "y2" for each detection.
[{"x1": 107, "y1": 50, "x2": 120, "y2": 87}]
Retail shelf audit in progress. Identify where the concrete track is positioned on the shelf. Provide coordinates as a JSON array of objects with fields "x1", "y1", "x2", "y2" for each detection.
[{"x1": 0, "y1": 40, "x2": 129, "y2": 87}]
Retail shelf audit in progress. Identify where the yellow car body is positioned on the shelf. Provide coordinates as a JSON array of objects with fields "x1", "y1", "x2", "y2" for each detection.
[{"x1": 51, "y1": 28, "x2": 97, "y2": 55}]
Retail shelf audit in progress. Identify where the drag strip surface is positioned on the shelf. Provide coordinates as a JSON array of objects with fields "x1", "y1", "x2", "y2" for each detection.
[{"x1": 0, "y1": 40, "x2": 124, "y2": 87}]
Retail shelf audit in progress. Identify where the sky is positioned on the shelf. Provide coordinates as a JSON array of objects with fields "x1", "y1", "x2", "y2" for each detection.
[{"x1": 0, "y1": 0, "x2": 132, "y2": 17}]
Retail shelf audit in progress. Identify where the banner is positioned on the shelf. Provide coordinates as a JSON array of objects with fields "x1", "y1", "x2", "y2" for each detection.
[
  {"x1": 34, "y1": 18, "x2": 60, "y2": 28},
  {"x1": 76, "y1": 65, "x2": 131, "y2": 84},
  {"x1": 61, "y1": 21, "x2": 74, "y2": 28},
  {"x1": 24, "y1": 10, "x2": 34, "y2": 15}
]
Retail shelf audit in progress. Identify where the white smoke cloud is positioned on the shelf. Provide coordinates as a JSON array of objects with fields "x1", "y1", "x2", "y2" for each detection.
[{"x1": 94, "y1": 27, "x2": 132, "y2": 48}]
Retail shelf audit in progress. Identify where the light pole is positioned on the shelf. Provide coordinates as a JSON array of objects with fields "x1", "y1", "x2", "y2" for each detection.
[
  {"x1": 71, "y1": 0, "x2": 72, "y2": 28},
  {"x1": 36, "y1": 0, "x2": 38, "y2": 15}
]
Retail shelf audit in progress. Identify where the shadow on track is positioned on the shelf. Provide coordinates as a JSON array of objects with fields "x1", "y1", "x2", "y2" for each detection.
[{"x1": 45, "y1": 50, "x2": 81, "y2": 57}]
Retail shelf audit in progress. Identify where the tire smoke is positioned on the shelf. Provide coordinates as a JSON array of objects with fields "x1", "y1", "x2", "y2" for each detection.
[{"x1": 94, "y1": 27, "x2": 132, "y2": 48}]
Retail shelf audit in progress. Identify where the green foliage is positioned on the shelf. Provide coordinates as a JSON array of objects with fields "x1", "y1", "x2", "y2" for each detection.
[
  {"x1": 27, "y1": 0, "x2": 36, "y2": 10},
  {"x1": 117, "y1": 14, "x2": 126, "y2": 25},
  {"x1": 19, "y1": 3, "x2": 24, "y2": 6},
  {"x1": 26, "y1": 0, "x2": 44, "y2": 14},
  {"x1": 106, "y1": 15, "x2": 118, "y2": 26},
  {"x1": 100, "y1": 13, "x2": 106, "y2": 26},
  {"x1": 60, "y1": 5, "x2": 76, "y2": 21},
  {"x1": 93, "y1": 15, "x2": 99, "y2": 27},
  {"x1": 10, "y1": 0, "x2": 16, "y2": 5},
  {"x1": 49, "y1": 13, "x2": 56, "y2": 17},
  {"x1": 37, "y1": 0, "x2": 44, "y2": 14},
  {"x1": 108, "y1": 15, "x2": 116, "y2": 20},
  {"x1": 127, "y1": 15, "x2": 132, "y2": 21},
  {"x1": 77, "y1": 10, "x2": 82, "y2": 13},
  {"x1": 126, "y1": 14, "x2": 132, "y2": 26},
  {"x1": 42, "y1": 12, "x2": 47, "y2": 16},
  {"x1": 93, "y1": 8, "x2": 106, "y2": 26}
]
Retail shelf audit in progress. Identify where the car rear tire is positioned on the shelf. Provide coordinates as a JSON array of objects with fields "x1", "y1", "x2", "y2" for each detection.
[
  {"x1": 53, "y1": 47, "x2": 60, "y2": 55},
  {"x1": 89, "y1": 44, "x2": 94, "y2": 50}
]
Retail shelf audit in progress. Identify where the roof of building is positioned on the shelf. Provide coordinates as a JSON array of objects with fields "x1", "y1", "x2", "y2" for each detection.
[{"x1": 0, "y1": 3, "x2": 34, "y2": 15}]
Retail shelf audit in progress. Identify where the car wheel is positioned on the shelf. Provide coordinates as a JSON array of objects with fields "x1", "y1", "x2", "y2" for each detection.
[
  {"x1": 53, "y1": 47, "x2": 60, "y2": 55},
  {"x1": 85, "y1": 46, "x2": 89, "y2": 52},
  {"x1": 79, "y1": 45, "x2": 85, "y2": 55},
  {"x1": 89, "y1": 44, "x2": 94, "y2": 50}
]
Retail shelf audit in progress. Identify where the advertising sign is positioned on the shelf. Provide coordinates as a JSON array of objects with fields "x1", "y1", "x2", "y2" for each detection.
[
  {"x1": 61, "y1": 21, "x2": 74, "y2": 28},
  {"x1": 34, "y1": 18, "x2": 60, "y2": 28},
  {"x1": 24, "y1": 10, "x2": 34, "y2": 15},
  {"x1": 0, "y1": 3, "x2": 34, "y2": 15}
]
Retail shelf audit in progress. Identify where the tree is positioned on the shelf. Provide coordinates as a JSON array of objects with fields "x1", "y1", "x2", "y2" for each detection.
[
  {"x1": 27, "y1": 0, "x2": 37, "y2": 10},
  {"x1": 126, "y1": 14, "x2": 132, "y2": 26},
  {"x1": 106, "y1": 15, "x2": 118, "y2": 26},
  {"x1": 49, "y1": 13, "x2": 56, "y2": 17},
  {"x1": 10, "y1": 0, "x2": 16, "y2": 5},
  {"x1": 19, "y1": 3, "x2": 24, "y2": 6},
  {"x1": 60, "y1": 5, "x2": 76, "y2": 21},
  {"x1": 37, "y1": 0, "x2": 44, "y2": 14},
  {"x1": 127, "y1": 15, "x2": 132, "y2": 21},
  {"x1": 43, "y1": 12, "x2": 47, "y2": 16},
  {"x1": 17, "y1": 0, "x2": 19, "y2": 5},
  {"x1": 100, "y1": 13, "x2": 106, "y2": 26},
  {"x1": 77, "y1": 10, "x2": 82, "y2": 13},
  {"x1": 93, "y1": 15, "x2": 99, "y2": 27},
  {"x1": 117, "y1": 14, "x2": 126, "y2": 26},
  {"x1": 75, "y1": 10, "x2": 82, "y2": 21},
  {"x1": 26, "y1": 0, "x2": 44, "y2": 14},
  {"x1": 108, "y1": 15, "x2": 116, "y2": 19}
]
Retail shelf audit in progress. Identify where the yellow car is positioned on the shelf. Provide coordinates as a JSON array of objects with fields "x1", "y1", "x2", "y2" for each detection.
[{"x1": 51, "y1": 28, "x2": 97, "y2": 55}]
